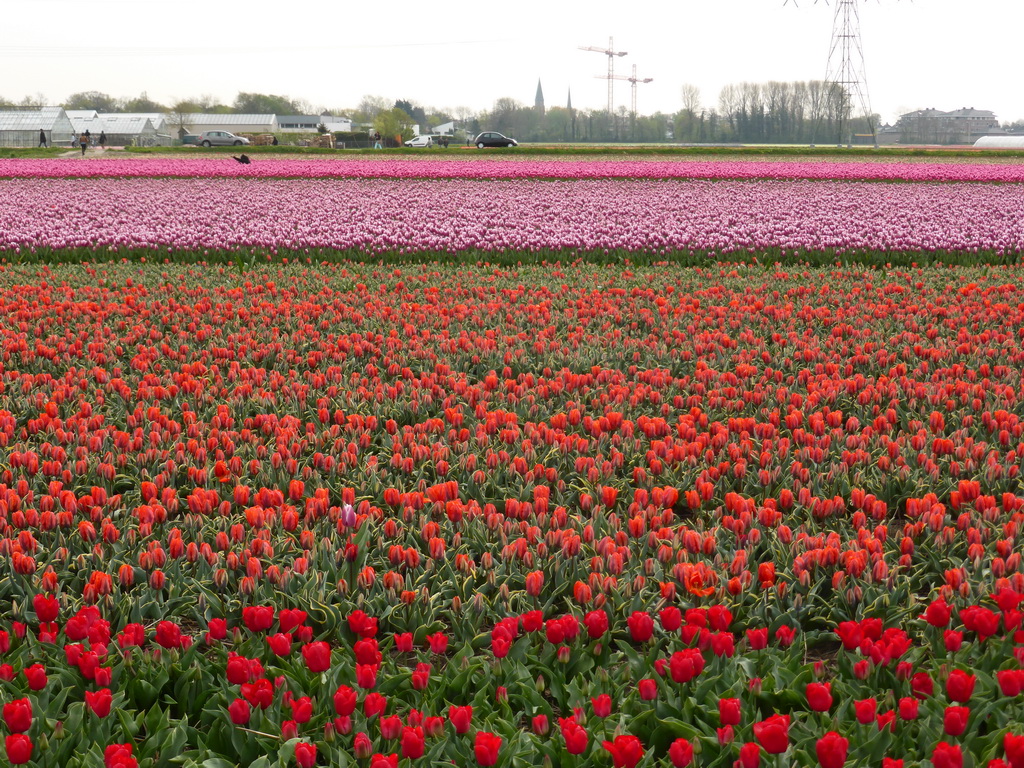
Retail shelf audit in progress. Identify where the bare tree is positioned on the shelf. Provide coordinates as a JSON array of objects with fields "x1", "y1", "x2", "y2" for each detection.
[
  {"x1": 357, "y1": 95, "x2": 391, "y2": 121},
  {"x1": 680, "y1": 84, "x2": 701, "y2": 115},
  {"x1": 19, "y1": 93, "x2": 47, "y2": 108},
  {"x1": 718, "y1": 84, "x2": 740, "y2": 133}
]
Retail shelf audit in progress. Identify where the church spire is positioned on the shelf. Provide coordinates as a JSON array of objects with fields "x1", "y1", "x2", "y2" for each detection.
[
  {"x1": 567, "y1": 88, "x2": 572, "y2": 110},
  {"x1": 535, "y1": 79, "x2": 545, "y2": 115}
]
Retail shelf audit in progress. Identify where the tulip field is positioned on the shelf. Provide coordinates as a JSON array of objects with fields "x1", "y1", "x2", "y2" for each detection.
[{"x1": 1, "y1": 156, "x2": 1024, "y2": 768}]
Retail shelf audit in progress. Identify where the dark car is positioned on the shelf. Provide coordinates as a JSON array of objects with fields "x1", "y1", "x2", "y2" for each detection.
[{"x1": 474, "y1": 132, "x2": 518, "y2": 148}]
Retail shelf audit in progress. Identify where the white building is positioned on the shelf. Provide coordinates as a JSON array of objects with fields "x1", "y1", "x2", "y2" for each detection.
[
  {"x1": 974, "y1": 136, "x2": 1024, "y2": 149},
  {"x1": 66, "y1": 111, "x2": 172, "y2": 146},
  {"x1": 0, "y1": 107, "x2": 75, "y2": 148},
  {"x1": 277, "y1": 115, "x2": 353, "y2": 133}
]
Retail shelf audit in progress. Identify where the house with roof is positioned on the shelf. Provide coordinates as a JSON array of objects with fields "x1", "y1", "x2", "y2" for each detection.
[
  {"x1": 896, "y1": 107, "x2": 1000, "y2": 144},
  {"x1": 0, "y1": 107, "x2": 75, "y2": 147}
]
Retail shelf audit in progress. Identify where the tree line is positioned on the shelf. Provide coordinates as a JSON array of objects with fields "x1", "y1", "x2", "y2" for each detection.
[{"x1": 3, "y1": 84, "x2": 1020, "y2": 143}]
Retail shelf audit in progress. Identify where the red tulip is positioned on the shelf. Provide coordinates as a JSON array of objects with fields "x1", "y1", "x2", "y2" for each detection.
[
  {"x1": 353, "y1": 733, "x2": 373, "y2": 759},
  {"x1": 228, "y1": 699, "x2": 251, "y2": 725},
  {"x1": 591, "y1": 694, "x2": 612, "y2": 718},
  {"x1": 525, "y1": 570, "x2": 544, "y2": 597},
  {"x1": 923, "y1": 597, "x2": 952, "y2": 627},
  {"x1": 815, "y1": 731, "x2": 848, "y2": 768},
  {"x1": 854, "y1": 698, "x2": 877, "y2": 724},
  {"x1": 1003, "y1": 733, "x2": 1024, "y2": 768},
  {"x1": 2, "y1": 698, "x2": 32, "y2": 734},
  {"x1": 898, "y1": 697, "x2": 919, "y2": 720},
  {"x1": 278, "y1": 609, "x2": 307, "y2": 633},
  {"x1": 746, "y1": 627, "x2": 768, "y2": 650},
  {"x1": 532, "y1": 715, "x2": 549, "y2": 735},
  {"x1": 719, "y1": 697, "x2": 741, "y2": 726},
  {"x1": 602, "y1": 735, "x2": 644, "y2": 768},
  {"x1": 333, "y1": 685, "x2": 357, "y2": 716},
  {"x1": 659, "y1": 606, "x2": 682, "y2": 631},
  {"x1": 752, "y1": 714, "x2": 790, "y2": 754},
  {"x1": 627, "y1": 611, "x2": 654, "y2": 642},
  {"x1": 448, "y1": 705, "x2": 472, "y2": 734},
  {"x1": 584, "y1": 610, "x2": 609, "y2": 639},
  {"x1": 401, "y1": 726, "x2": 425, "y2": 759},
  {"x1": 669, "y1": 648, "x2": 705, "y2": 683},
  {"x1": 807, "y1": 682, "x2": 833, "y2": 712},
  {"x1": 380, "y1": 715, "x2": 402, "y2": 740},
  {"x1": 474, "y1": 731, "x2": 502, "y2": 767},
  {"x1": 32, "y1": 594, "x2": 59, "y2": 622},
  {"x1": 998, "y1": 670, "x2": 1024, "y2": 697},
  {"x1": 85, "y1": 688, "x2": 113, "y2": 718},
  {"x1": 356, "y1": 663, "x2": 378, "y2": 689},
  {"x1": 944, "y1": 706, "x2": 970, "y2": 736},
  {"x1": 104, "y1": 742, "x2": 135, "y2": 768},
  {"x1": 301, "y1": 641, "x2": 331, "y2": 672},
  {"x1": 521, "y1": 610, "x2": 544, "y2": 632},
  {"x1": 23, "y1": 664, "x2": 47, "y2": 691},
  {"x1": 932, "y1": 742, "x2": 963, "y2": 768},
  {"x1": 668, "y1": 737, "x2": 694, "y2": 767},
  {"x1": 289, "y1": 696, "x2": 313, "y2": 724},
  {"x1": 4, "y1": 734, "x2": 32, "y2": 766},
  {"x1": 294, "y1": 741, "x2": 317, "y2": 768},
  {"x1": 946, "y1": 670, "x2": 976, "y2": 703},
  {"x1": 369, "y1": 755, "x2": 397, "y2": 768},
  {"x1": 911, "y1": 672, "x2": 934, "y2": 699},
  {"x1": 739, "y1": 742, "x2": 761, "y2": 768},
  {"x1": 638, "y1": 679, "x2": 657, "y2": 700},
  {"x1": 242, "y1": 605, "x2": 275, "y2": 633},
  {"x1": 426, "y1": 632, "x2": 448, "y2": 654},
  {"x1": 267, "y1": 633, "x2": 293, "y2": 657},
  {"x1": 559, "y1": 717, "x2": 589, "y2": 755},
  {"x1": 363, "y1": 693, "x2": 387, "y2": 717}
]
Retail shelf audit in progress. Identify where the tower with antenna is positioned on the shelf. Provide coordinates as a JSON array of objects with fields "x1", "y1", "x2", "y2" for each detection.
[
  {"x1": 788, "y1": 0, "x2": 895, "y2": 147},
  {"x1": 579, "y1": 37, "x2": 628, "y2": 114}
]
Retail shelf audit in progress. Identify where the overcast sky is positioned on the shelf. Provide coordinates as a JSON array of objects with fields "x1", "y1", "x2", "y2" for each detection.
[{"x1": 3, "y1": 0, "x2": 1022, "y2": 124}]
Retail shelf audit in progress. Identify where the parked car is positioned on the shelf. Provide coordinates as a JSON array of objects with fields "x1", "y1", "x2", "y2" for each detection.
[
  {"x1": 197, "y1": 131, "x2": 250, "y2": 147},
  {"x1": 180, "y1": 134, "x2": 200, "y2": 146},
  {"x1": 474, "y1": 132, "x2": 518, "y2": 148},
  {"x1": 404, "y1": 135, "x2": 433, "y2": 148}
]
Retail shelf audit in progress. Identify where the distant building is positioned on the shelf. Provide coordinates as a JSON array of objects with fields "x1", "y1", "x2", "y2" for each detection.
[
  {"x1": 171, "y1": 113, "x2": 279, "y2": 136},
  {"x1": 278, "y1": 114, "x2": 353, "y2": 133},
  {"x1": 66, "y1": 110, "x2": 171, "y2": 146},
  {"x1": 535, "y1": 79, "x2": 545, "y2": 115},
  {"x1": 0, "y1": 107, "x2": 75, "y2": 148},
  {"x1": 896, "y1": 107, "x2": 1000, "y2": 144}
]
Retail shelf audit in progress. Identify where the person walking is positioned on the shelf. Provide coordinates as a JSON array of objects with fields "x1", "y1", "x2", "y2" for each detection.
[
  {"x1": 38, "y1": 129, "x2": 47, "y2": 148},
  {"x1": 98, "y1": 131, "x2": 107, "y2": 148},
  {"x1": 79, "y1": 132, "x2": 90, "y2": 156},
  {"x1": 373, "y1": 131, "x2": 382, "y2": 150}
]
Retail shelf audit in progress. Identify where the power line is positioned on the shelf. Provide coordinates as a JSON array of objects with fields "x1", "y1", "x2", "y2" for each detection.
[{"x1": 0, "y1": 39, "x2": 512, "y2": 58}]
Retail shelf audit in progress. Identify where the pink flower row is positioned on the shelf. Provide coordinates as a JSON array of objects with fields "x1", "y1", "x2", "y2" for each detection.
[
  {"x1": 2, "y1": 157, "x2": 1024, "y2": 183},
  {"x1": 1, "y1": 177, "x2": 1022, "y2": 255}
]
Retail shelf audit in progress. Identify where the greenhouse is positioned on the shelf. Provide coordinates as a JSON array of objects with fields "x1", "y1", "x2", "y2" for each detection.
[
  {"x1": 973, "y1": 136, "x2": 1024, "y2": 149},
  {"x1": 0, "y1": 107, "x2": 75, "y2": 148}
]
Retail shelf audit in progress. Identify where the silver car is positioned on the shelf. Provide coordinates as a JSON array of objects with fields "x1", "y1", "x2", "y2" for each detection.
[{"x1": 197, "y1": 131, "x2": 250, "y2": 147}]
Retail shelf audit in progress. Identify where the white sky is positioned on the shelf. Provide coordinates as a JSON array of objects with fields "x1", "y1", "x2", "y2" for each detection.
[{"x1": 3, "y1": 0, "x2": 1022, "y2": 124}]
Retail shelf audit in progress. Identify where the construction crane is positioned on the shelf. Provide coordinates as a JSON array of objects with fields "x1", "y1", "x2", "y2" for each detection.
[
  {"x1": 787, "y1": 0, "x2": 904, "y2": 147},
  {"x1": 597, "y1": 64, "x2": 653, "y2": 118},
  {"x1": 579, "y1": 37, "x2": 628, "y2": 114}
]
